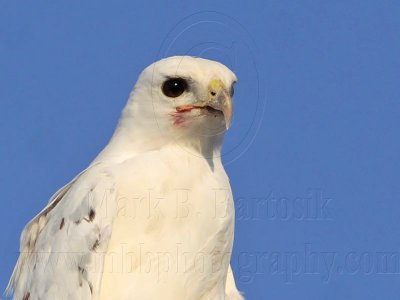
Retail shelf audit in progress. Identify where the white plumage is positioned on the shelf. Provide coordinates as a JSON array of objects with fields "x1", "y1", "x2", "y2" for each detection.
[{"x1": 7, "y1": 56, "x2": 243, "y2": 300}]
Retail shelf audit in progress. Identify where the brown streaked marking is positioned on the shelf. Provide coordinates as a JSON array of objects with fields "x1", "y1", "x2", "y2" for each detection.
[
  {"x1": 91, "y1": 239, "x2": 100, "y2": 251},
  {"x1": 89, "y1": 208, "x2": 95, "y2": 221},
  {"x1": 84, "y1": 208, "x2": 96, "y2": 222},
  {"x1": 23, "y1": 292, "x2": 30, "y2": 300},
  {"x1": 59, "y1": 218, "x2": 65, "y2": 230}
]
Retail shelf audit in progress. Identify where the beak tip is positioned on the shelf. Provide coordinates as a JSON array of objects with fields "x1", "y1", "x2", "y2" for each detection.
[
  {"x1": 223, "y1": 106, "x2": 232, "y2": 131},
  {"x1": 224, "y1": 115, "x2": 231, "y2": 130}
]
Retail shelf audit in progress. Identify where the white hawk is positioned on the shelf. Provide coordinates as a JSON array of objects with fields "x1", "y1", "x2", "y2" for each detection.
[{"x1": 6, "y1": 56, "x2": 243, "y2": 300}]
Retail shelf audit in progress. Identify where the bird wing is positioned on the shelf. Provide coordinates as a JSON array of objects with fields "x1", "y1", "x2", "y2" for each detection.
[
  {"x1": 6, "y1": 162, "x2": 117, "y2": 300},
  {"x1": 225, "y1": 265, "x2": 244, "y2": 300}
]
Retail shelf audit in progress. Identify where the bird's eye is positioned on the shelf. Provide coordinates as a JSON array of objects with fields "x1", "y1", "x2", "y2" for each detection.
[
  {"x1": 162, "y1": 78, "x2": 188, "y2": 98},
  {"x1": 230, "y1": 81, "x2": 236, "y2": 97}
]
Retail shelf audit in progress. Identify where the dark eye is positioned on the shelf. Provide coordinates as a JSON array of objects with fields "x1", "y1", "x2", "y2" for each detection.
[
  {"x1": 229, "y1": 81, "x2": 236, "y2": 97},
  {"x1": 162, "y1": 78, "x2": 188, "y2": 98}
]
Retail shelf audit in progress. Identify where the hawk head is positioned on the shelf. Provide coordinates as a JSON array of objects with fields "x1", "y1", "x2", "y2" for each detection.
[{"x1": 104, "y1": 56, "x2": 237, "y2": 157}]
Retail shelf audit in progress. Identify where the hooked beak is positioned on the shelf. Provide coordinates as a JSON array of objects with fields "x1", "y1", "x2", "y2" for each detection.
[
  {"x1": 207, "y1": 79, "x2": 233, "y2": 130},
  {"x1": 176, "y1": 79, "x2": 233, "y2": 130}
]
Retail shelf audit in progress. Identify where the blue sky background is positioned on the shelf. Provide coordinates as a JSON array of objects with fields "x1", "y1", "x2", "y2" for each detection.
[{"x1": 1, "y1": 1, "x2": 400, "y2": 299}]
